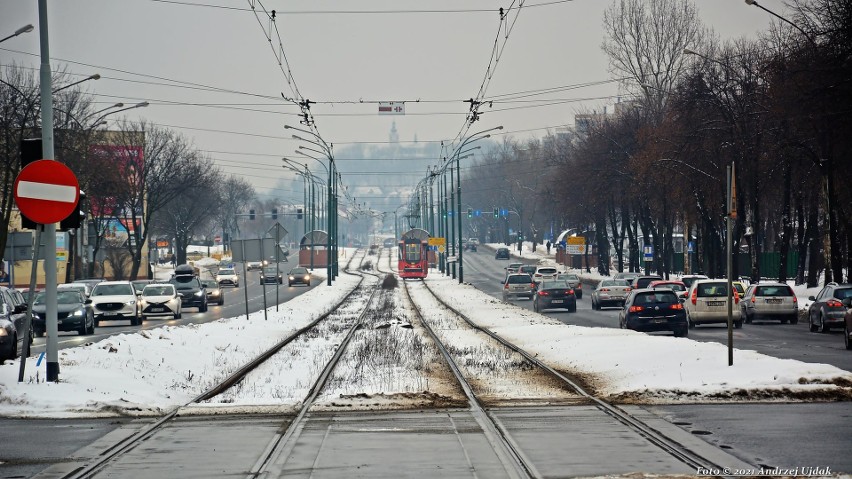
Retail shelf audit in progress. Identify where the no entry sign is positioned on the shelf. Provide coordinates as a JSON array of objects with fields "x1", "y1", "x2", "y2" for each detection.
[{"x1": 14, "y1": 160, "x2": 80, "y2": 225}]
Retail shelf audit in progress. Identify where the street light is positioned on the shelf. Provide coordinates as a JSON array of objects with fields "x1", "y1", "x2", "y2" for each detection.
[
  {"x1": 451, "y1": 125, "x2": 503, "y2": 283},
  {"x1": 0, "y1": 24, "x2": 34, "y2": 44},
  {"x1": 743, "y1": 0, "x2": 817, "y2": 47},
  {"x1": 52, "y1": 73, "x2": 100, "y2": 94}
]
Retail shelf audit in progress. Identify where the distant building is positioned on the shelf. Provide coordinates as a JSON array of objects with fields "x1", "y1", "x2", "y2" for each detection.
[{"x1": 389, "y1": 121, "x2": 399, "y2": 143}]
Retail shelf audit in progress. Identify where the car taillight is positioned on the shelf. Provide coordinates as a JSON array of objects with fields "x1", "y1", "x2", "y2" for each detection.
[
  {"x1": 792, "y1": 295, "x2": 797, "y2": 303},
  {"x1": 827, "y1": 299, "x2": 843, "y2": 308},
  {"x1": 567, "y1": 290, "x2": 575, "y2": 295},
  {"x1": 734, "y1": 290, "x2": 740, "y2": 304},
  {"x1": 626, "y1": 287, "x2": 632, "y2": 292},
  {"x1": 531, "y1": 283, "x2": 536, "y2": 290},
  {"x1": 670, "y1": 303, "x2": 684, "y2": 310},
  {"x1": 629, "y1": 305, "x2": 644, "y2": 312},
  {"x1": 504, "y1": 283, "x2": 509, "y2": 289},
  {"x1": 576, "y1": 284, "x2": 582, "y2": 289},
  {"x1": 751, "y1": 296, "x2": 756, "y2": 303},
  {"x1": 691, "y1": 290, "x2": 697, "y2": 305},
  {"x1": 539, "y1": 291, "x2": 550, "y2": 296}
]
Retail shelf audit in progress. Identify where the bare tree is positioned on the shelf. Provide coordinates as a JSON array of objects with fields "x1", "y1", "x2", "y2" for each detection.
[{"x1": 602, "y1": 0, "x2": 708, "y2": 119}]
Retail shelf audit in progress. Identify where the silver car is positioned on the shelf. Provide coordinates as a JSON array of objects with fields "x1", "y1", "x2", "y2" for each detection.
[
  {"x1": 502, "y1": 273, "x2": 535, "y2": 301},
  {"x1": 685, "y1": 279, "x2": 743, "y2": 329},
  {"x1": 741, "y1": 282, "x2": 798, "y2": 324},
  {"x1": 591, "y1": 279, "x2": 631, "y2": 309}
]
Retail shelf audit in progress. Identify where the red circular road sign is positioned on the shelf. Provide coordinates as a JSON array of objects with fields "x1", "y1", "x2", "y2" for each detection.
[{"x1": 14, "y1": 159, "x2": 80, "y2": 225}]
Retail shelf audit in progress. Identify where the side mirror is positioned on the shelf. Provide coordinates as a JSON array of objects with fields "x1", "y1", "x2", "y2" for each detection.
[
  {"x1": 808, "y1": 295, "x2": 816, "y2": 301},
  {"x1": 85, "y1": 299, "x2": 92, "y2": 305},
  {"x1": 0, "y1": 303, "x2": 8, "y2": 317}
]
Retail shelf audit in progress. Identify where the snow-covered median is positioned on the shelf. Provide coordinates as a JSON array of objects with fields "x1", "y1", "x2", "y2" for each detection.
[{"x1": 424, "y1": 274, "x2": 852, "y2": 403}]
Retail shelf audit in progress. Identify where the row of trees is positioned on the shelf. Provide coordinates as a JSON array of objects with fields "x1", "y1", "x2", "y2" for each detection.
[
  {"x1": 0, "y1": 64, "x2": 256, "y2": 279},
  {"x1": 462, "y1": 0, "x2": 850, "y2": 286}
]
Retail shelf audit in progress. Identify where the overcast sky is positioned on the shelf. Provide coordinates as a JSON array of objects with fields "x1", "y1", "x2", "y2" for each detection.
[{"x1": 1, "y1": 0, "x2": 777, "y2": 201}]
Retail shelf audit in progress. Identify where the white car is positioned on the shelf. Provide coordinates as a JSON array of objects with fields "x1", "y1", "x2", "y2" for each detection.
[
  {"x1": 88, "y1": 281, "x2": 141, "y2": 326},
  {"x1": 215, "y1": 268, "x2": 239, "y2": 287},
  {"x1": 246, "y1": 261, "x2": 263, "y2": 271},
  {"x1": 140, "y1": 284, "x2": 182, "y2": 320},
  {"x1": 684, "y1": 279, "x2": 743, "y2": 329}
]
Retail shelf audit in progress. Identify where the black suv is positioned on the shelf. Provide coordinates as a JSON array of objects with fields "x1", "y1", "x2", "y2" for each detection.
[
  {"x1": 495, "y1": 247, "x2": 510, "y2": 260},
  {"x1": 630, "y1": 275, "x2": 663, "y2": 290},
  {"x1": 169, "y1": 267, "x2": 208, "y2": 312},
  {"x1": 807, "y1": 282, "x2": 852, "y2": 333}
]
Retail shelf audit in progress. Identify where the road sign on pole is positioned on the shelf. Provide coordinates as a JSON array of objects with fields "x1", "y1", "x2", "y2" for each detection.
[{"x1": 14, "y1": 159, "x2": 79, "y2": 224}]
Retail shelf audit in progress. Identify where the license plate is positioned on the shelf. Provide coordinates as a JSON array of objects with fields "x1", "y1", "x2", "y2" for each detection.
[
  {"x1": 151, "y1": 307, "x2": 165, "y2": 312},
  {"x1": 707, "y1": 301, "x2": 725, "y2": 307},
  {"x1": 766, "y1": 299, "x2": 782, "y2": 304},
  {"x1": 653, "y1": 318, "x2": 666, "y2": 323},
  {"x1": 551, "y1": 300, "x2": 563, "y2": 304},
  {"x1": 103, "y1": 311, "x2": 117, "y2": 316}
]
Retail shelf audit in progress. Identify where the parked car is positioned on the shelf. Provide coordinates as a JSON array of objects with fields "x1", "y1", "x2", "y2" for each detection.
[
  {"x1": 843, "y1": 298, "x2": 852, "y2": 350},
  {"x1": 630, "y1": 275, "x2": 663, "y2": 290},
  {"x1": 619, "y1": 288, "x2": 688, "y2": 337},
  {"x1": 58, "y1": 282, "x2": 92, "y2": 298},
  {"x1": 679, "y1": 274, "x2": 709, "y2": 290},
  {"x1": 215, "y1": 268, "x2": 239, "y2": 287},
  {"x1": 684, "y1": 279, "x2": 742, "y2": 329},
  {"x1": 648, "y1": 280, "x2": 688, "y2": 300},
  {"x1": 168, "y1": 273, "x2": 208, "y2": 313},
  {"x1": 502, "y1": 273, "x2": 535, "y2": 301},
  {"x1": 31, "y1": 290, "x2": 94, "y2": 336},
  {"x1": 0, "y1": 287, "x2": 31, "y2": 362},
  {"x1": 591, "y1": 279, "x2": 631, "y2": 310},
  {"x1": 261, "y1": 266, "x2": 283, "y2": 284},
  {"x1": 505, "y1": 262, "x2": 524, "y2": 274},
  {"x1": 287, "y1": 267, "x2": 311, "y2": 287},
  {"x1": 495, "y1": 247, "x2": 510, "y2": 260},
  {"x1": 533, "y1": 280, "x2": 577, "y2": 313},
  {"x1": 201, "y1": 280, "x2": 224, "y2": 305},
  {"x1": 140, "y1": 284, "x2": 182, "y2": 319},
  {"x1": 556, "y1": 273, "x2": 583, "y2": 299},
  {"x1": 533, "y1": 266, "x2": 559, "y2": 283},
  {"x1": 88, "y1": 281, "x2": 142, "y2": 326},
  {"x1": 807, "y1": 282, "x2": 852, "y2": 333},
  {"x1": 741, "y1": 282, "x2": 798, "y2": 324}
]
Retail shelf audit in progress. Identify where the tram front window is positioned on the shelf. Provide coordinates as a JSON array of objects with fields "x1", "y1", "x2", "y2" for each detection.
[{"x1": 405, "y1": 244, "x2": 421, "y2": 262}]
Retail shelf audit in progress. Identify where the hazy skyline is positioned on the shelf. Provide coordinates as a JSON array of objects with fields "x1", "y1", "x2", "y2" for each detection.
[{"x1": 2, "y1": 0, "x2": 777, "y2": 206}]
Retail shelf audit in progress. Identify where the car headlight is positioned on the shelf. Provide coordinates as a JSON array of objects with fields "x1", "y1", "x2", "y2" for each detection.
[
  {"x1": 126, "y1": 300, "x2": 136, "y2": 306},
  {"x1": 0, "y1": 328, "x2": 7, "y2": 337},
  {"x1": 72, "y1": 309, "x2": 85, "y2": 317},
  {"x1": 305, "y1": 275, "x2": 310, "y2": 280},
  {"x1": 194, "y1": 291, "x2": 204, "y2": 297},
  {"x1": 289, "y1": 276, "x2": 294, "y2": 280}
]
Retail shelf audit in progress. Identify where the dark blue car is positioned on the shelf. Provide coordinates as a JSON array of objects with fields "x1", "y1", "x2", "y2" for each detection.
[{"x1": 619, "y1": 289, "x2": 688, "y2": 337}]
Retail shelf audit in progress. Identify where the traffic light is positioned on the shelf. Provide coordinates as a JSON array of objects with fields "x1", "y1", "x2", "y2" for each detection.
[
  {"x1": 60, "y1": 191, "x2": 85, "y2": 230},
  {"x1": 467, "y1": 208, "x2": 472, "y2": 218},
  {"x1": 249, "y1": 209, "x2": 256, "y2": 220},
  {"x1": 19, "y1": 139, "x2": 41, "y2": 230},
  {"x1": 271, "y1": 208, "x2": 278, "y2": 220},
  {"x1": 297, "y1": 208, "x2": 303, "y2": 220},
  {"x1": 493, "y1": 207, "x2": 498, "y2": 218}
]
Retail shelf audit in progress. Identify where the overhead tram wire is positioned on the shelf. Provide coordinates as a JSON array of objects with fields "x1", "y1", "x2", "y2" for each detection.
[{"x1": 149, "y1": 0, "x2": 574, "y2": 15}]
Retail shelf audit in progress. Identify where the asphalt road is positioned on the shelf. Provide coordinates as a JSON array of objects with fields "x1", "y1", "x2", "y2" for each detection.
[
  {"x1": 25, "y1": 262, "x2": 321, "y2": 357},
  {"x1": 462, "y1": 247, "x2": 852, "y2": 372}
]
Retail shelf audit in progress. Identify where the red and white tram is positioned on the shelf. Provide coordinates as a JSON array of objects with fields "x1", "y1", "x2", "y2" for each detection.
[{"x1": 398, "y1": 228, "x2": 430, "y2": 279}]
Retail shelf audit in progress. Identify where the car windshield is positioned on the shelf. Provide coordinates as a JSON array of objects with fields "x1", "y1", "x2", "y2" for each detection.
[
  {"x1": 507, "y1": 275, "x2": 532, "y2": 284},
  {"x1": 202, "y1": 281, "x2": 218, "y2": 288},
  {"x1": 634, "y1": 292, "x2": 679, "y2": 304},
  {"x1": 290, "y1": 268, "x2": 307, "y2": 274},
  {"x1": 834, "y1": 288, "x2": 852, "y2": 300},
  {"x1": 143, "y1": 285, "x2": 174, "y2": 296},
  {"x1": 170, "y1": 277, "x2": 200, "y2": 290},
  {"x1": 91, "y1": 284, "x2": 134, "y2": 296},
  {"x1": 560, "y1": 274, "x2": 579, "y2": 281},
  {"x1": 696, "y1": 282, "x2": 729, "y2": 297},
  {"x1": 540, "y1": 281, "x2": 566, "y2": 290},
  {"x1": 600, "y1": 280, "x2": 627, "y2": 287},
  {"x1": 263, "y1": 267, "x2": 278, "y2": 274},
  {"x1": 218, "y1": 269, "x2": 235, "y2": 275},
  {"x1": 34, "y1": 291, "x2": 82, "y2": 305},
  {"x1": 755, "y1": 286, "x2": 792, "y2": 297},
  {"x1": 655, "y1": 283, "x2": 686, "y2": 292},
  {"x1": 537, "y1": 268, "x2": 557, "y2": 274}
]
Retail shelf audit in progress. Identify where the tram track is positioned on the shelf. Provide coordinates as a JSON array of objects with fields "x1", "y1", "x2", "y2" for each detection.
[
  {"x1": 400, "y1": 272, "x2": 735, "y2": 477},
  {"x1": 59, "y1": 250, "x2": 377, "y2": 479}
]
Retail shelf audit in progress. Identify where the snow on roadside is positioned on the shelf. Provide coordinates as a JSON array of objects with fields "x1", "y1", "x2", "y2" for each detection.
[
  {"x1": 424, "y1": 274, "x2": 852, "y2": 403},
  {"x1": 0, "y1": 272, "x2": 360, "y2": 418}
]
